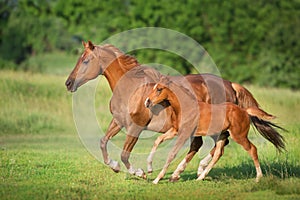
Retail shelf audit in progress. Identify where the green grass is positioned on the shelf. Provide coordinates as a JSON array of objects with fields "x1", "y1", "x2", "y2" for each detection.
[
  {"x1": 0, "y1": 70, "x2": 300, "y2": 199},
  {"x1": 22, "y1": 51, "x2": 79, "y2": 75}
]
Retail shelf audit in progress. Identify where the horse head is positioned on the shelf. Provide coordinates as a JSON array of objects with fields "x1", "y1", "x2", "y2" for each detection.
[
  {"x1": 145, "y1": 76, "x2": 172, "y2": 108},
  {"x1": 65, "y1": 41, "x2": 99, "y2": 92},
  {"x1": 65, "y1": 41, "x2": 120, "y2": 92}
]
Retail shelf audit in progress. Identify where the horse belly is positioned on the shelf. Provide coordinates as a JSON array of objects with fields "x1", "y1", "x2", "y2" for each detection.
[
  {"x1": 195, "y1": 124, "x2": 221, "y2": 137},
  {"x1": 195, "y1": 106, "x2": 229, "y2": 136}
]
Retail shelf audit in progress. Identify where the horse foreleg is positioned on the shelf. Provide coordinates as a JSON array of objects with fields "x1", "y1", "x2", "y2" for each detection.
[
  {"x1": 121, "y1": 127, "x2": 146, "y2": 178},
  {"x1": 198, "y1": 132, "x2": 230, "y2": 176},
  {"x1": 153, "y1": 128, "x2": 193, "y2": 184},
  {"x1": 147, "y1": 128, "x2": 177, "y2": 174},
  {"x1": 170, "y1": 136, "x2": 203, "y2": 182},
  {"x1": 100, "y1": 118, "x2": 122, "y2": 172},
  {"x1": 197, "y1": 138, "x2": 227, "y2": 181},
  {"x1": 197, "y1": 149, "x2": 214, "y2": 176}
]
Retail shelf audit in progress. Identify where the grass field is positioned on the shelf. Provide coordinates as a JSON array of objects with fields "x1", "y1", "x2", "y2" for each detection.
[{"x1": 1, "y1": 70, "x2": 300, "y2": 200}]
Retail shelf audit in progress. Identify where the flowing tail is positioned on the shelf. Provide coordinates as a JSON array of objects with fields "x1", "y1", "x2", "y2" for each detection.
[
  {"x1": 231, "y1": 83, "x2": 260, "y2": 108},
  {"x1": 246, "y1": 107, "x2": 275, "y2": 121},
  {"x1": 232, "y1": 83, "x2": 286, "y2": 152}
]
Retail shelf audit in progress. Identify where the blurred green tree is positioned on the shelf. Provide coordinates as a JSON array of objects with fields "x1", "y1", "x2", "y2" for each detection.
[{"x1": 0, "y1": 0, "x2": 299, "y2": 88}]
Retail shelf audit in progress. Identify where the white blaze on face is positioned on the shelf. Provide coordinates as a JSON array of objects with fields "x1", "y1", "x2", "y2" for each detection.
[
  {"x1": 153, "y1": 83, "x2": 158, "y2": 90},
  {"x1": 144, "y1": 97, "x2": 150, "y2": 107}
]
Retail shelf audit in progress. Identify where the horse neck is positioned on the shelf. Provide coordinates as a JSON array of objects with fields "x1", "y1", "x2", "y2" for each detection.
[
  {"x1": 103, "y1": 55, "x2": 139, "y2": 91},
  {"x1": 166, "y1": 83, "x2": 199, "y2": 126},
  {"x1": 103, "y1": 60, "x2": 125, "y2": 91},
  {"x1": 166, "y1": 90, "x2": 182, "y2": 122}
]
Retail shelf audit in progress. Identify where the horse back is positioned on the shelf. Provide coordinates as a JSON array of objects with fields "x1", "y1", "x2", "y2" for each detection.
[
  {"x1": 195, "y1": 102, "x2": 249, "y2": 137},
  {"x1": 184, "y1": 74, "x2": 237, "y2": 104}
]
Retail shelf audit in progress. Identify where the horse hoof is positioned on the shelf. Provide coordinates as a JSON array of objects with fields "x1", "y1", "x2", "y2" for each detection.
[
  {"x1": 136, "y1": 168, "x2": 146, "y2": 179},
  {"x1": 169, "y1": 176, "x2": 180, "y2": 182},
  {"x1": 197, "y1": 175, "x2": 205, "y2": 181},
  {"x1": 197, "y1": 168, "x2": 205, "y2": 177},
  {"x1": 147, "y1": 165, "x2": 153, "y2": 174},
  {"x1": 255, "y1": 176, "x2": 262, "y2": 183},
  {"x1": 110, "y1": 161, "x2": 120, "y2": 173},
  {"x1": 112, "y1": 167, "x2": 120, "y2": 173},
  {"x1": 152, "y1": 179, "x2": 159, "y2": 184},
  {"x1": 148, "y1": 170, "x2": 153, "y2": 175}
]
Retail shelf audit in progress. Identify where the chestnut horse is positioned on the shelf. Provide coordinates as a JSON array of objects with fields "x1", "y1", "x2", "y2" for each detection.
[
  {"x1": 145, "y1": 76, "x2": 285, "y2": 184},
  {"x1": 65, "y1": 41, "x2": 282, "y2": 177}
]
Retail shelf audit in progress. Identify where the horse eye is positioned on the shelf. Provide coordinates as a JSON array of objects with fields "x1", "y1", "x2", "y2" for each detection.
[
  {"x1": 157, "y1": 88, "x2": 162, "y2": 92},
  {"x1": 83, "y1": 59, "x2": 89, "y2": 64}
]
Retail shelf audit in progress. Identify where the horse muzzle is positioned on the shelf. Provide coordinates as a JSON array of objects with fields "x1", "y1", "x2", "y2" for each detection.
[{"x1": 65, "y1": 78, "x2": 77, "y2": 92}]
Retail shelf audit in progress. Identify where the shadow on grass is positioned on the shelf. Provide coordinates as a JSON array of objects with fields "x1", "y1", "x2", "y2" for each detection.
[
  {"x1": 177, "y1": 160, "x2": 300, "y2": 181},
  {"x1": 143, "y1": 161, "x2": 300, "y2": 196}
]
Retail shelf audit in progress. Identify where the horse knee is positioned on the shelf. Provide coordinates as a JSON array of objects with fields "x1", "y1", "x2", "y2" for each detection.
[
  {"x1": 154, "y1": 138, "x2": 163, "y2": 147},
  {"x1": 121, "y1": 151, "x2": 130, "y2": 164}
]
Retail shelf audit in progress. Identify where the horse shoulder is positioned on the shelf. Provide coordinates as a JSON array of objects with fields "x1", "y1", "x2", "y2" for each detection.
[
  {"x1": 194, "y1": 103, "x2": 211, "y2": 136},
  {"x1": 128, "y1": 86, "x2": 152, "y2": 127}
]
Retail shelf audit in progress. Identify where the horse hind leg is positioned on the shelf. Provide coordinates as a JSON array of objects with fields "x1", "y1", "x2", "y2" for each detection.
[
  {"x1": 231, "y1": 134, "x2": 263, "y2": 182},
  {"x1": 227, "y1": 108, "x2": 264, "y2": 182},
  {"x1": 100, "y1": 118, "x2": 122, "y2": 172},
  {"x1": 147, "y1": 127, "x2": 177, "y2": 174},
  {"x1": 250, "y1": 143, "x2": 263, "y2": 182},
  {"x1": 170, "y1": 136, "x2": 203, "y2": 182}
]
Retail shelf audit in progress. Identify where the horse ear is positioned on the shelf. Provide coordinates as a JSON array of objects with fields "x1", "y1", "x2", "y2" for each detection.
[
  {"x1": 166, "y1": 77, "x2": 172, "y2": 86},
  {"x1": 87, "y1": 41, "x2": 95, "y2": 50},
  {"x1": 159, "y1": 75, "x2": 171, "y2": 86},
  {"x1": 82, "y1": 41, "x2": 87, "y2": 47},
  {"x1": 165, "y1": 74, "x2": 172, "y2": 85},
  {"x1": 158, "y1": 75, "x2": 165, "y2": 83}
]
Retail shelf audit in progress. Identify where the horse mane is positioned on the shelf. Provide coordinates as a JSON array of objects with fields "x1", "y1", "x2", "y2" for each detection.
[{"x1": 101, "y1": 44, "x2": 140, "y2": 70}]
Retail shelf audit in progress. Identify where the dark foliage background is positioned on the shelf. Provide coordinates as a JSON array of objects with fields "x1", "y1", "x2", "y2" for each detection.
[{"x1": 0, "y1": 0, "x2": 299, "y2": 88}]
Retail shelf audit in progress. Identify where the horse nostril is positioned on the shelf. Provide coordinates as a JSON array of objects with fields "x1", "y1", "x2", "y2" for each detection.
[
  {"x1": 65, "y1": 79, "x2": 72, "y2": 87},
  {"x1": 65, "y1": 79, "x2": 75, "y2": 91}
]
